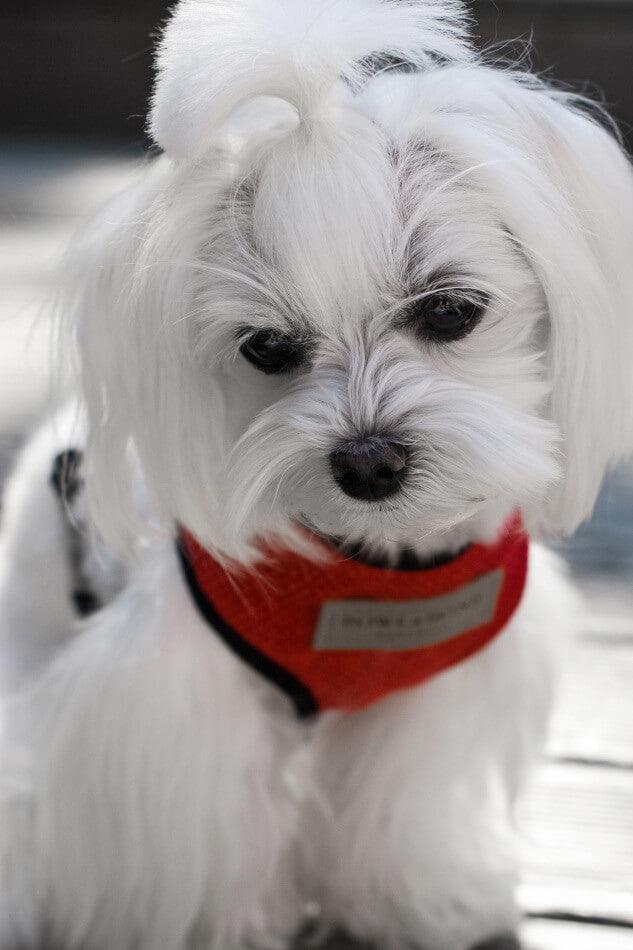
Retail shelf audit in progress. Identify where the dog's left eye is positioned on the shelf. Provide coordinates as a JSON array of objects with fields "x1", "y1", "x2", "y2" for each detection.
[
  {"x1": 406, "y1": 293, "x2": 486, "y2": 342},
  {"x1": 239, "y1": 329, "x2": 305, "y2": 374}
]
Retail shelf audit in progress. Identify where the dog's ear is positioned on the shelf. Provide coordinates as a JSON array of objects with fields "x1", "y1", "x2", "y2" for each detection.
[
  {"x1": 413, "y1": 70, "x2": 633, "y2": 534},
  {"x1": 500, "y1": 87, "x2": 633, "y2": 533},
  {"x1": 149, "y1": 0, "x2": 472, "y2": 160},
  {"x1": 66, "y1": 161, "x2": 231, "y2": 555}
]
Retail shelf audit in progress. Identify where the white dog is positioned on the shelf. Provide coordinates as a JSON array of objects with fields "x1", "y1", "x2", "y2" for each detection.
[{"x1": 1, "y1": 1, "x2": 633, "y2": 948}]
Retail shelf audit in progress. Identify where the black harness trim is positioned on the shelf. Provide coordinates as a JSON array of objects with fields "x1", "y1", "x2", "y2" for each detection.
[{"x1": 176, "y1": 539, "x2": 319, "y2": 718}]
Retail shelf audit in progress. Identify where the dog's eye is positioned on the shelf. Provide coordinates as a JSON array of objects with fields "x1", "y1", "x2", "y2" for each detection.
[
  {"x1": 406, "y1": 293, "x2": 486, "y2": 342},
  {"x1": 239, "y1": 329, "x2": 305, "y2": 374}
]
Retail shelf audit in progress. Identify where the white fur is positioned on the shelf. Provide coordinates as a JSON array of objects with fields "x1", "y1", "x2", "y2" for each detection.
[
  {"x1": 0, "y1": 406, "x2": 125, "y2": 693},
  {"x1": 1, "y1": 0, "x2": 633, "y2": 946},
  {"x1": 150, "y1": 0, "x2": 472, "y2": 159}
]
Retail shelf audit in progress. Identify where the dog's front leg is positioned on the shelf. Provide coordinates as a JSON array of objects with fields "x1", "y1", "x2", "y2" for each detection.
[
  {"x1": 307, "y1": 557, "x2": 564, "y2": 950},
  {"x1": 0, "y1": 544, "x2": 305, "y2": 950}
]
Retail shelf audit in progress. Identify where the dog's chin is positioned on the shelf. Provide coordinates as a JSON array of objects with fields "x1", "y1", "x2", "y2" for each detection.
[{"x1": 293, "y1": 494, "x2": 513, "y2": 562}]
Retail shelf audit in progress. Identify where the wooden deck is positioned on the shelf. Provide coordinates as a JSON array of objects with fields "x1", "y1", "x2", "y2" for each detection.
[{"x1": 1, "y1": 142, "x2": 632, "y2": 949}]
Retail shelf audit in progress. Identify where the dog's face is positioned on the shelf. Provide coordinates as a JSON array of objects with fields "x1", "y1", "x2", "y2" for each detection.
[
  {"x1": 74, "y1": 5, "x2": 633, "y2": 562},
  {"x1": 195, "y1": 125, "x2": 555, "y2": 556}
]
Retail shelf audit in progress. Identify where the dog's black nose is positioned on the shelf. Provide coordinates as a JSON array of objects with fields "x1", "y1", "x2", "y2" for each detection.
[{"x1": 329, "y1": 436, "x2": 408, "y2": 501}]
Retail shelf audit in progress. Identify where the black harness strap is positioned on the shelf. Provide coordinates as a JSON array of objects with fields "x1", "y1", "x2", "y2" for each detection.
[{"x1": 176, "y1": 538, "x2": 318, "y2": 718}]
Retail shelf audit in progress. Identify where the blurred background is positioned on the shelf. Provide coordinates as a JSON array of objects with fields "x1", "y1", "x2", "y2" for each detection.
[{"x1": 1, "y1": 2, "x2": 632, "y2": 948}]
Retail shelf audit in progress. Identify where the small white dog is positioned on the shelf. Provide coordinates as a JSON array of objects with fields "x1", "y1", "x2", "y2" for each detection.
[{"x1": 2, "y1": 1, "x2": 633, "y2": 948}]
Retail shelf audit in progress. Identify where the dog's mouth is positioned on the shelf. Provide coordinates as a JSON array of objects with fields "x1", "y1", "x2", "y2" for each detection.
[
  {"x1": 325, "y1": 536, "x2": 470, "y2": 570},
  {"x1": 298, "y1": 514, "x2": 470, "y2": 570}
]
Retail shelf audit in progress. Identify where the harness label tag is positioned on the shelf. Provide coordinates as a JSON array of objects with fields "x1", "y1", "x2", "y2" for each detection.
[{"x1": 313, "y1": 569, "x2": 503, "y2": 651}]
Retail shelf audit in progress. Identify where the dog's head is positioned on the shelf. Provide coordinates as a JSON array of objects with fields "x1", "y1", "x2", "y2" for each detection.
[{"x1": 73, "y1": 0, "x2": 633, "y2": 562}]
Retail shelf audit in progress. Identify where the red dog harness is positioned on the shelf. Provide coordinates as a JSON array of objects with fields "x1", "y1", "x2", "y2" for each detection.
[{"x1": 177, "y1": 514, "x2": 528, "y2": 717}]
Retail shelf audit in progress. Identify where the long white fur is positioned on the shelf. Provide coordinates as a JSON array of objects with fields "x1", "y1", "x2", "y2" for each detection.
[{"x1": 1, "y1": 0, "x2": 633, "y2": 946}]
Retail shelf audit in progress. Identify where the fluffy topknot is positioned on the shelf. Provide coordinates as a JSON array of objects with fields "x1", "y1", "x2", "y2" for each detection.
[{"x1": 150, "y1": 0, "x2": 473, "y2": 158}]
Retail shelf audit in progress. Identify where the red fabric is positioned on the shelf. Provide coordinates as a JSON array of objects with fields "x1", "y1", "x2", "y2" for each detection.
[{"x1": 179, "y1": 514, "x2": 528, "y2": 713}]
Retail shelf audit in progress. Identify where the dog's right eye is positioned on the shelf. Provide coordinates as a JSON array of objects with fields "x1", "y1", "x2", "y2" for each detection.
[{"x1": 239, "y1": 329, "x2": 305, "y2": 374}]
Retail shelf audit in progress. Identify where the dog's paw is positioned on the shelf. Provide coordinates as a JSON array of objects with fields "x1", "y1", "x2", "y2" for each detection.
[
  {"x1": 471, "y1": 936, "x2": 520, "y2": 950},
  {"x1": 49, "y1": 447, "x2": 84, "y2": 502}
]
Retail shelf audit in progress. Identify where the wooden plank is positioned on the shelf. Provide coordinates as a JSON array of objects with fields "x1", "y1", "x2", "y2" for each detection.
[
  {"x1": 577, "y1": 578, "x2": 633, "y2": 641},
  {"x1": 548, "y1": 638, "x2": 633, "y2": 766},
  {"x1": 294, "y1": 918, "x2": 633, "y2": 949},
  {"x1": 518, "y1": 763, "x2": 633, "y2": 924},
  {"x1": 522, "y1": 919, "x2": 633, "y2": 950},
  {"x1": 295, "y1": 936, "x2": 371, "y2": 950}
]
